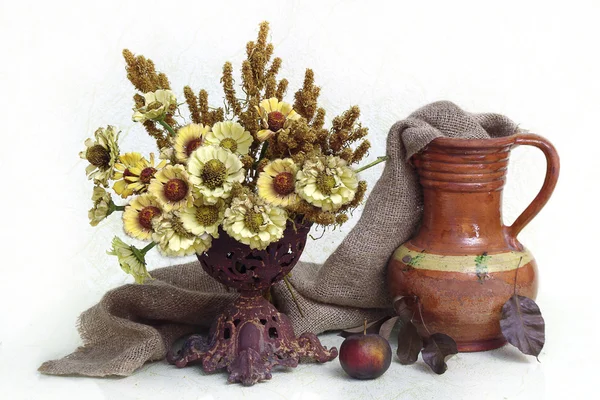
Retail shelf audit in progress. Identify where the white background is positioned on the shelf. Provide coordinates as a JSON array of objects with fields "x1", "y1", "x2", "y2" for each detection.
[{"x1": 1, "y1": 0, "x2": 599, "y2": 399}]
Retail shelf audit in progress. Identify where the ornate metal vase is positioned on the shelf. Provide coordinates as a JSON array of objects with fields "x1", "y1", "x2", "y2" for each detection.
[
  {"x1": 168, "y1": 219, "x2": 338, "y2": 385},
  {"x1": 387, "y1": 133, "x2": 559, "y2": 352}
]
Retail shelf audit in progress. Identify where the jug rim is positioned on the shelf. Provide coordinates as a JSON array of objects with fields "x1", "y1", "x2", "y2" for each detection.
[{"x1": 427, "y1": 134, "x2": 518, "y2": 149}]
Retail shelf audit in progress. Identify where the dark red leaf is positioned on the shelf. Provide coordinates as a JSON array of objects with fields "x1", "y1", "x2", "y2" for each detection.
[
  {"x1": 393, "y1": 296, "x2": 416, "y2": 321},
  {"x1": 422, "y1": 333, "x2": 458, "y2": 374},
  {"x1": 396, "y1": 321, "x2": 423, "y2": 365},
  {"x1": 379, "y1": 316, "x2": 400, "y2": 341},
  {"x1": 338, "y1": 316, "x2": 392, "y2": 338},
  {"x1": 500, "y1": 295, "x2": 545, "y2": 358}
]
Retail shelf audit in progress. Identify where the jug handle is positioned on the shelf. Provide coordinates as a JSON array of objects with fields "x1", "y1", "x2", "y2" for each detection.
[{"x1": 505, "y1": 133, "x2": 560, "y2": 241}]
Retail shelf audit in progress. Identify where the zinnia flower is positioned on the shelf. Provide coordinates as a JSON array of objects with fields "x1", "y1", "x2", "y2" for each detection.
[
  {"x1": 257, "y1": 158, "x2": 301, "y2": 207},
  {"x1": 256, "y1": 98, "x2": 300, "y2": 141},
  {"x1": 121, "y1": 153, "x2": 167, "y2": 195},
  {"x1": 152, "y1": 214, "x2": 212, "y2": 256},
  {"x1": 123, "y1": 194, "x2": 163, "y2": 240},
  {"x1": 205, "y1": 121, "x2": 253, "y2": 155},
  {"x1": 107, "y1": 236, "x2": 152, "y2": 284},
  {"x1": 79, "y1": 126, "x2": 120, "y2": 186},
  {"x1": 187, "y1": 146, "x2": 245, "y2": 204},
  {"x1": 295, "y1": 155, "x2": 358, "y2": 211},
  {"x1": 179, "y1": 197, "x2": 225, "y2": 238},
  {"x1": 222, "y1": 194, "x2": 287, "y2": 250},
  {"x1": 174, "y1": 123, "x2": 210, "y2": 163},
  {"x1": 132, "y1": 89, "x2": 177, "y2": 123},
  {"x1": 148, "y1": 164, "x2": 194, "y2": 211},
  {"x1": 112, "y1": 152, "x2": 145, "y2": 198},
  {"x1": 88, "y1": 186, "x2": 114, "y2": 226}
]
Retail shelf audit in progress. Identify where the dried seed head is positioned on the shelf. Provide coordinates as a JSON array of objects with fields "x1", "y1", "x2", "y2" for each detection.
[
  {"x1": 164, "y1": 179, "x2": 188, "y2": 201},
  {"x1": 273, "y1": 172, "x2": 295, "y2": 195},
  {"x1": 201, "y1": 159, "x2": 227, "y2": 189},
  {"x1": 139, "y1": 167, "x2": 157, "y2": 184},
  {"x1": 267, "y1": 111, "x2": 286, "y2": 132},
  {"x1": 244, "y1": 210, "x2": 264, "y2": 233},
  {"x1": 195, "y1": 204, "x2": 220, "y2": 226},
  {"x1": 86, "y1": 145, "x2": 110, "y2": 168},
  {"x1": 185, "y1": 138, "x2": 203, "y2": 156},
  {"x1": 220, "y1": 138, "x2": 238, "y2": 153},
  {"x1": 138, "y1": 206, "x2": 161, "y2": 229}
]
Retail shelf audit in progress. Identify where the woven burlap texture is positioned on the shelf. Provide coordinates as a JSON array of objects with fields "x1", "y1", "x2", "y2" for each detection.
[{"x1": 39, "y1": 101, "x2": 518, "y2": 376}]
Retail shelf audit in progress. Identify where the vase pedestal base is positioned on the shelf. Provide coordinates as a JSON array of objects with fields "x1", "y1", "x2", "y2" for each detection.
[{"x1": 168, "y1": 295, "x2": 338, "y2": 386}]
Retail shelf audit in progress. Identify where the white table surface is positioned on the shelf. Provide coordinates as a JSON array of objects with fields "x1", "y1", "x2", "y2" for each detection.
[{"x1": 3, "y1": 288, "x2": 596, "y2": 400}]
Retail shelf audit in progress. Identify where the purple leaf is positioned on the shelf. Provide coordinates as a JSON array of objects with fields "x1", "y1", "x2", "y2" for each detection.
[
  {"x1": 500, "y1": 295, "x2": 545, "y2": 358},
  {"x1": 422, "y1": 333, "x2": 458, "y2": 374},
  {"x1": 338, "y1": 316, "x2": 392, "y2": 338},
  {"x1": 396, "y1": 321, "x2": 423, "y2": 365},
  {"x1": 393, "y1": 296, "x2": 416, "y2": 321},
  {"x1": 379, "y1": 316, "x2": 400, "y2": 341}
]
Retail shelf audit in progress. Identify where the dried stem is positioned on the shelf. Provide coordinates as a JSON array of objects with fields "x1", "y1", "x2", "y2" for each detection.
[{"x1": 283, "y1": 275, "x2": 304, "y2": 317}]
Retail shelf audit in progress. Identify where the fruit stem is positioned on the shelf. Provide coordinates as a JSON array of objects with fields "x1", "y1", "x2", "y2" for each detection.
[{"x1": 363, "y1": 319, "x2": 367, "y2": 335}]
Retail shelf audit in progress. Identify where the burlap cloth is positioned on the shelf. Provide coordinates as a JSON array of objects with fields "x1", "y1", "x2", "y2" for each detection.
[{"x1": 39, "y1": 101, "x2": 518, "y2": 376}]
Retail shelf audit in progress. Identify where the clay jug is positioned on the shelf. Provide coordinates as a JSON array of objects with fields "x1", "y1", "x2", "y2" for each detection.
[{"x1": 387, "y1": 133, "x2": 559, "y2": 352}]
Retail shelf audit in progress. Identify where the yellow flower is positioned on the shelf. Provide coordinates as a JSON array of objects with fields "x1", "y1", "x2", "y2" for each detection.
[
  {"x1": 295, "y1": 155, "x2": 358, "y2": 211},
  {"x1": 88, "y1": 186, "x2": 114, "y2": 226},
  {"x1": 205, "y1": 121, "x2": 253, "y2": 155},
  {"x1": 112, "y1": 152, "x2": 144, "y2": 198},
  {"x1": 152, "y1": 213, "x2": 212, "y2": 256},
  {"x1": 132, "y1": 89, "x2": 177, "y2": 123},
  {"x1": 180, "y1": 197, "x2": 225, "y2": 238},
  {"x1": 114, "y1": 153, "x2": 167, "y2": 197},
  {"x1": 107, "y1": 236, "x2": 152, "y2": 284},
  {"x1": 119, "y1": 153, "x2": 167, "y2": 194},
  {"x1": 123, "y1": 194, "x2": 163, "y2": 241},
  {"x1": 222, "y1": 194, "x2": 287, "y2": 250},
  {"x1": 256, "y1": 97, "x2": 300, "y2": 141},
  {"x1": 174, "y1": 123, "x2": 210, "y2": 163},
  {"x1": 257, "y1": 158, "x2": 301, "y2": 207},
  {"x1": 148, "y1": 164, "x2": 194, "y2": 211},
  {"x1": 79, "y1": 126, "x2": 120, "y2": 186},
  {"x1": 187, "y1": 146, "x2": 245, "y2": 204}
]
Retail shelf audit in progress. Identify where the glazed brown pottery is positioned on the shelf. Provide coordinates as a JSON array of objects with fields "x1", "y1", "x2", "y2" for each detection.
[{"x1": 388, "y1": 133, "x2": 559, "y2": 352}]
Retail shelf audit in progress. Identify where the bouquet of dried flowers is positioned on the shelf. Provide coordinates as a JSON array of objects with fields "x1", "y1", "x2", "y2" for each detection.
[{"x1": 80, "y1": 22, "x2": 384, "y2": 283}]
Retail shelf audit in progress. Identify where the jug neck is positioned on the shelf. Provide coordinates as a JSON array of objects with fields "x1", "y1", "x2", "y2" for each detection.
[{"x1": 409, "y1": 137, "x2": 520, "y2": 254}]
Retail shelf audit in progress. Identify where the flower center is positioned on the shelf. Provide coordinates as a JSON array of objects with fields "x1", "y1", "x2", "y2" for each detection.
[
  {"x1": 164, "y1": 178, "x2": 188, "y2": 202},
  {"x1": 244, "y1": 210, "x2": 265, "y2": 233},
  {"x1": 220, "y1": 138, "x2": 238, "y2": 153},
  {"x1": 316, "y1": 172, "x2": 336, "y2": 195},
  {"x1": 201, "y1": 159, "x2": 227, "y2": 189},
  {"x1": 272, "y1": 172, "x2": 295, "y2": 196},
  {"x1": 185, "y1": 138, "x2": 203, "y2": 156},
  {"x1": 267, "y1": 111, "x2": 286, "y2": 132},
  {"x1": 86, "y1": 145, "x2": 110, "y2": 168},
  {"x1": 146, "y1": 101, "x2": 163, "y2": 111},
  {"x1": 139, "y1": 167, "x2": 157, "y2": 184},
  {"x1": 123, "y1": 168, "x2": 135, "y2": 179},
  {"x1": 195, "y1": 204, "x2": 220, "y2": 226},
  {"x1": 138, "y1": 206, "x2": 161, "y2": 230},
  {"x1": 171, "y1": 216, "x2": 195, "y2": 239}
]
